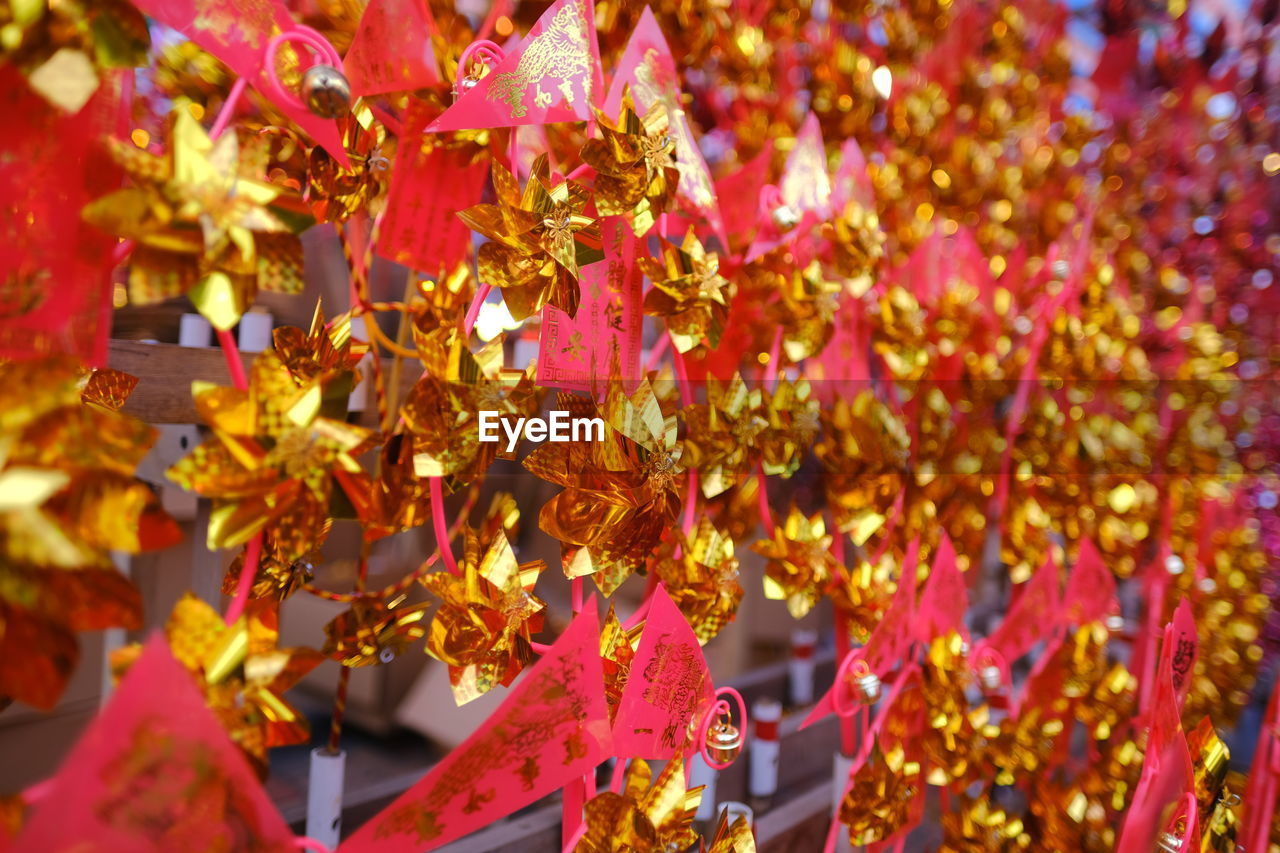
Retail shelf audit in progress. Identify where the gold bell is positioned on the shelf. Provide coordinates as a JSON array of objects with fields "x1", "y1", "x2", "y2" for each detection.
[
  {"x1": 706, "y1": 720, "x2": 743, "y2": 765},
  {"x1": 771, "y1": 203, "x2": 801, "y2": 231},
  {"x1": 1155, "y1": 832, "x2": 1182, "y2": 853},
  {"x1": 301, "y1": 64, "x2": 351, "y2": 119},
  {"x1": 979, "y1": 664, "x2": 1002, "y2": 691},
  {"x1": 855, "y1": 671, "x2": 881, "y2": 703}
]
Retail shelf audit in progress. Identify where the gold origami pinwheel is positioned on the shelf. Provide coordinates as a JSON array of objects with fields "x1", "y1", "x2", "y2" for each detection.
[
  {"x1": 768, "y1": 260, "x2": 843, "y2": 364},
  {"x1": 82, "y1": 111, "x2": 312, "y2": 330},
  {"x1": 575, "y1": 757, "x2": 701, "y2": 853},
  {"x1": 458, "y1": 153, "x2": 602, "y2": 320},
  {"x1": 398, "y1": 314, "x2": 540, "y2": 487},
  {"x1": 524, "y1": 380, "x2": 684, "y2": 595},
  {"x1": 839, "y1": 745, "x2": 923, "y2": 847},
  {"x1": 581, "y1": 87, "x2": 678, "y2": 235},
  {"x1": 682, "y1": 374, "x2": 767, "y2": 499},
  {"x1": 167, "y1": 332, "x2": 375, "y2": 563},
  {"x1": 759, "y1": 376, "x2": 820, "y2": 479},
  {"x1": 0, "y1": 358, "x2": 179, "y2": 710},
  {"x1": 829, "y1": 552, "x2": 894, "y2": 644},
  {"x1": 654, "y1": 518, "x2": 743, "y2": 643},
  {"x1": 815, "y1": 393, "x2": 908, "y2": 544},
  {"x1": 703, "y1": 810, "x2": 757, "y2": 853},
  {"x1": 323, "y1": 593, "x2": 431, "y2": 668},
  {"x1": 420, "y1": 528, "x2": 546, "y2": 705},
  {"x1": 752, "y1": 506, "x2": 839, "y2": 619},
  {"x1": 221, "y1": 536, "x2": 315, "y2": 602},
  {"x1": 640, "y1": 229, "x2": 732, "y2": 355},
  {"x1": 112, "y1": 594, "x2": 323, "y2": 772}
]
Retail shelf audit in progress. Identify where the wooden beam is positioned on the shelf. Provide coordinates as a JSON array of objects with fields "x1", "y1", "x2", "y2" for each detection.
[{"x1": 108, "y1": 340, "x2": 421, "y2": 426}]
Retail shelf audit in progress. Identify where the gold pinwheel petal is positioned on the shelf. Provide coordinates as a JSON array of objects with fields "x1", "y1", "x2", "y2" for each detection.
[
  {"x1": 814, "y1": 393, "x2": 908, "y2": 541},
  {"x1": 654, "y1": 518, "x2": 743, "y2": 643},
  {"x1": 639, "y1": 229, "x2": 732, "y2": 355},
  {"x1": 524, "y1": 380, "x2": 684, "y2": 595},
  {"x1": 167, "y1": 322, "x2": 373, "y2": 563},
  {"x1": 600, "y1": 603, "x2": 641, "y2": 723},
  {"x1": 682, "y1": 374, "x2": 767, "y2": 499},
  {"x1": 323, "y1": 594, "x2": 431, "y2": 668},
  {"x1": 768, "y1": 260, "x2": 844, "y2": 364},
  {"x1": 82, "y1": 110, "x2": 312, "y2": 330},
  {"x1": 113, "y1": 594, "x2": 323, "y2": 772},
  {"x1": 581, "y1": 86, "x2": 678, "y2": 235},
  {"x1": 457, "y1": 153, "x2": 602, "y2": 320},
  {"x1": 752, "y1": 505, "x2": 838, "y2": 619},
  {"x1": 829, "y1": 552, "x2": 894, "y2": 645},
  {"x1": 400, "y1": 314, "x2": 541, "y2": 487},
  {"x1": 420, "y1": 528, "x2": 546, "y2": 705},
  {"x1": 759, "y1": 376, "x2": 819, "y2": 479},
  {"x1": 0, "y1": 358, "x2": 178, "y2": 710},
  {"x1": 221, "y1": 537, "x2": 314, "y2": 602},
  {"x1": 703, "y1": 810, "x2": 757, "y2": 853},
  {"x1": 575, "y1": 757, "x2": 702, "y2": 853}
]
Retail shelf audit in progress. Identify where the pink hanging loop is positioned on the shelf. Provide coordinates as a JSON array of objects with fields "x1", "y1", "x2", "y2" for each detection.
[
  {"x1": 263, "y1": 25, "x2": 343, "y2": 112},
  {"x1": 454, "y1": 40, "x2": 506, "y2": 97},
  {"x1": 831, "y1": 652, "x2": 873, "y2": 718},
  {"x1": 757, "y1": 183, "x2": 785, "y2": 221},
  {"x1": 973, "y1": 646, "x2": 1012, "y2": 693},
  {"x1": 696, "y1": 686, "x2": 748, "y2": 771}
]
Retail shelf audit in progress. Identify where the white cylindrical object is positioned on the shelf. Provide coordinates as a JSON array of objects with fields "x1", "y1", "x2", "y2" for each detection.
[
  {"x1": 749, "y1": 698, "x2": 782, "y2": 799},
  {"x1": 178, "y1": 313, "x2": 212, "y2": 347},
  {"x1": 717, "y1": 801, "x2": 754, "y2": 834},
  {"x1": 347, "y1": 317, "x2": 369, "y2": 413},
  {"x1": 689, "y1": 752, "x2": 718, "y2": 821},
  {"x1": 789, "y1": 628, "x2": 818, "y2": 706},
  {"x1": 238, "y1": 310, "x2": 274, "y2": 352},
  {"x1": 306, "y1": 747, "x2": 346, "y2": 848},
  {"x1": 832, "y1": 752, "x2": 855, "y2": 853}
]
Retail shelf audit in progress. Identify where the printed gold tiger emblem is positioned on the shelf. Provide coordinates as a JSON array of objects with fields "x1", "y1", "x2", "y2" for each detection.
[{"x1": 485, "y1": 1, "x2": 592, "y2": 119}]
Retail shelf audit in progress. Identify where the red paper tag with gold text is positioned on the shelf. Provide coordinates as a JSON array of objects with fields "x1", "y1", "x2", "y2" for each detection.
[
  {"x1": 378, "y1": 106, "x2": 489, "y2": 276},
  {"x1": 611, "y1": 585, "x2": 715, "y2": 759},
  {"x1": 537, "y1": 217, "x2": 642, "y2": 393},
  {"x1": 339, "y1": 603, "x2": 611, "y2": 853},
  {"x1": 343, "y1": 0, "x2": 441, "y2": 96},
  {"x1": 0, "y1": 69, "x2": 121, "y2": 364}
]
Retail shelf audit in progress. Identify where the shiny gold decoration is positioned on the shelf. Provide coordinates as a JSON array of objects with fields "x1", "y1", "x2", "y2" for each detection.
[
  {"x1": 167, "y1": 312, "x2": 374, "y2": 562},
  {"x1": 0, "y1": 358, "x2": 178, "y2": 710},
  {"x1": 112, "y1": 594, "x2": 322, "y2": 771},
  {"x1": 581, "y1": 87, "x2": 677, "y2": 234},
  {"x1": 575, "y1": 756, "x2": 701, "y2": 853},
  {"x1": 752, "y1": 506, "x2": 838, "y2": 619},
  {"x1": 82, "y1": 111, "x2": 312, "y2": 330},
  {"x1": 420, "y1": 528, "x2": 546, "y2": 705},
  {"x1": 323, "y1": 593, "x2": 431, "y2": 667},
  {"x1": 458, "y1": 153, "x2": 601, "y2": 320},
  {"x1": 525, "y1": 379, "x2": 683, "y2": 594},
  {"x1": 704, "y1": 719, "x2": 742, "y2": 765},
  {"x1": 653, "y1": 517, "x2": 742, "y2": 643},
  {"x1": 398, "y1": 314, "x2": 540, "y2": 487},
  {"x1": 639, "y1": 229, "x2": 732, "y2": 355},
  {"x1": 682, "y1": 374, "x2": 766, "y2": 499},
  {"x1": 704, "y1": 809, "x2": 757, "y2": 853}
]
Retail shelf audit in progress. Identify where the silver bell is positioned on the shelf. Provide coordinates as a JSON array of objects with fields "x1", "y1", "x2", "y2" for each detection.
[
  {"x1": 771, "y1": 203, "x2": 801, "y2": 231},
  {"x1": 301, "y1": 64, "x2": 351, "y2": 119},
  {"x1": 855, "y1": 671, "x2": 881, "y2": 703},
  {"x1": 1155, "y1": 832, "x2": 1182, "y2": 853},
  {"x1": 979, "y1": 664, "x2": 1002, "y2": 691}
]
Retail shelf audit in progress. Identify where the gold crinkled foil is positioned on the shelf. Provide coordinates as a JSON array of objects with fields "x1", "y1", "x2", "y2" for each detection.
[
  {"x1": 752, "y1": 505, "x2": 838, "y2": 619},
  {"x1": 580, "y1": 86, "x2": 678, "y2": 235},
  {"x1": 575, "y1": 756, "x2": 701, "y2": 853},
  {"x1": 111, "y1": 594, "x2": 322, "y2": 773},
  {"x1": 653, "y1": 517, "x2": 743, "y2": 643},
  {"x1": 639, "y1": 229, "x2": 733, "y2": 356},
  {"x1": 457, "y1": 153, "x2": 602, "y2": 320},
  {"x1": 420, "y1": 528, "x2": 546, "y2": 705}
]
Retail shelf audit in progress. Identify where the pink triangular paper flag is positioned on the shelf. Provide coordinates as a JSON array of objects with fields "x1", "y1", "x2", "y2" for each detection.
[
  {"x1": 1063, "y1": 538, "x2": 1117, "y2": 626},
  {"x1": 15, "y1": 635, "x2": 296, "y2": 852},
  {"x1": 340, "y1": 602, "x2": 611, "y2": 852},
  {"x1": 915, "y1": 534, "x2": 968, "y2": 645},
  {"x1": 428, "y1": 0, "x2": 602, "y2": 132},
  {"x1": 343, "y1": 0, "x2": 441, "y2": 96},
  {"x1": 611, "y1": 584, "x2": 715, "y2": 759}
]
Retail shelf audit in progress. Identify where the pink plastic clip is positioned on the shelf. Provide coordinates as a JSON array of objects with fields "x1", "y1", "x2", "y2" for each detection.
[
  {"x1": 831, "y1": 652, "x2": 873, "y2": 718},
  {"x1": 262, "y1": 25, "x2": 343, "y2": 113},
  {"x1": 454, "y1": 40, "x2": 506, "y2": 97}
]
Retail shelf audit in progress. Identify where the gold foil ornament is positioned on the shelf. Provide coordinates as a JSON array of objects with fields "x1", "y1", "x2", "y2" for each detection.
[
  {"x1": 575, "y1": 756, "x2": 702, "y2": 853},
  {"x1": 420, "y1": 528, "x2": 546, "y2": 705},
  {"x1": 639, "y1": 229, "x2": 732, "y2": 355},
  {"x1": 653, "y1": 518, "x2": 743, "y2": 643},
  {"x1": 752, "y1": 506, "x2": 838, "y2": 619},
  {"x1": 581, "y1": 87, "x2": 678, "y2": 234},
  {"x1": 458, "y1": 153, "x2": 602, "y2": 320}
]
